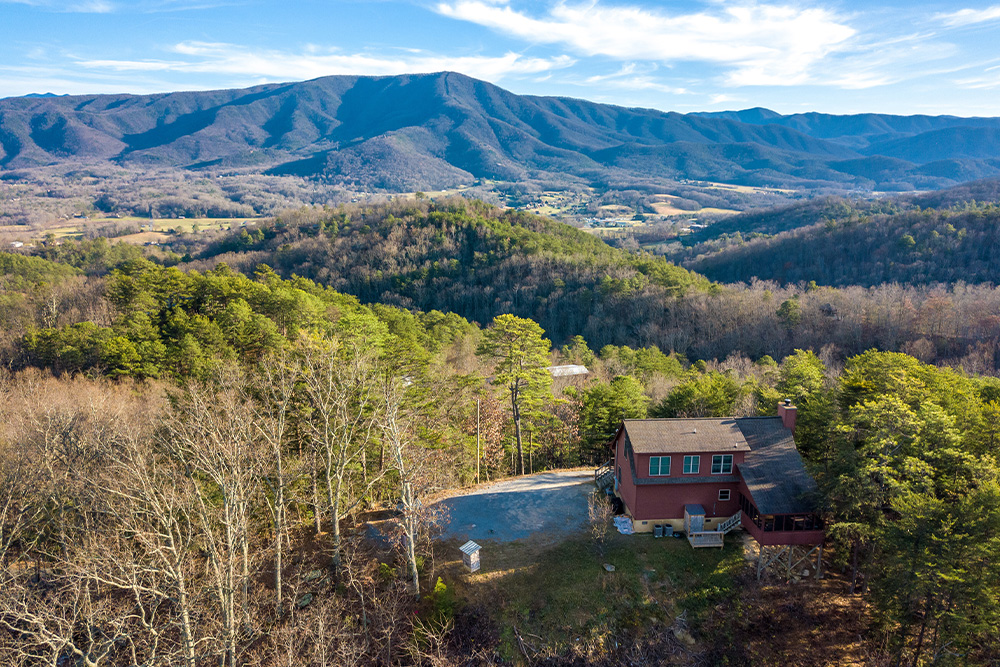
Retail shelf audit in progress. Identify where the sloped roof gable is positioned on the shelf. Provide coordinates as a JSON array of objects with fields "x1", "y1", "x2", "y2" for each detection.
[
  {"x1": 622, "y1": 418, "x2": 751, "y2": 454},
  {"x1": 736, "y1": 417, "x2": 818, "y2": 515}
]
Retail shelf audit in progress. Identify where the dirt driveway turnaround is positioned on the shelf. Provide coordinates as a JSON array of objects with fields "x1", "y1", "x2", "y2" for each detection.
[{"x1": 434, "y1": 470, "x2": 595, "y2": 542}]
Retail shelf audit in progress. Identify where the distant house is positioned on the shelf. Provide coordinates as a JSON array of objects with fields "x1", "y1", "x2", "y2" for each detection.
[
  {"x1": 598, "y1": 401, "x2": 824, "y2": 559},
  {"x1": 545, "y1": 364, "x2": 589, "y2": 378}
]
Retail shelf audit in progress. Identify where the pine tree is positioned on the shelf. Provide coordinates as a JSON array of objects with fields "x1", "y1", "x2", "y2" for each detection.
[{"x1": 476, "y1": 314, "x2": 552, "y2": 475}]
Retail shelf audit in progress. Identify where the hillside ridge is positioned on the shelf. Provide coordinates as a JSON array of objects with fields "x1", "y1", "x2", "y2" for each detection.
[{"x1": 4, "y1": 72, "x2": 1000, "y2": 191}]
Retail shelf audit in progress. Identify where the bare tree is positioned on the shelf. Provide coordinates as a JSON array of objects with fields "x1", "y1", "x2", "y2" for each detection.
[
  {"x1": 587, "y1": 492, "x2": 614, "y2": 554},
  {"x1": 0, "y1": 570, "x2": 142, "y2": 667},
  {"x1": 253, "y1": 350, "x2": 304, "y2": 613},
  {"x1": 89, "y1": 426, "x2": 207, "y2": 667},
  {"x1": 298, "y1": 335, "x2": 383, "y2": 575},
  {"x1": 0, "y1": 374, "x2": 196, "y2": 667},
  {"x1": 380, "y1": 376, "x2": 449, "y2": 600},
  {"x1": 0, "y1": 442, "x2": 40, "y2": 576},
  {"x1": 161, "y1": 370, "x2": 266, "y2": 667}
]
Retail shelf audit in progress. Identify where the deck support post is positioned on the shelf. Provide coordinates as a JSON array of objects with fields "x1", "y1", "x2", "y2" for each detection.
[{"x1": 755, "y1": 542, "x2": 824, "y2": 581}]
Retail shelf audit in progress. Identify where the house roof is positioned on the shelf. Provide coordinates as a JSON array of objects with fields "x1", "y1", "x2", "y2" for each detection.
[
  {"x1": 621, "y1": 418, "x2": 751, "y2": 454},
  {"x1": 617, "y1": 416, "x2": 818, "y2": 516},
  {"x1": 459, "y1": 540, "x2": 481, "y2": 555},
  {"x1": 736, "y1": 417, "x2": 818, "y2": 516},
  {"x1": 546, "y1": 364, "x2": 589, "y2": 377}
]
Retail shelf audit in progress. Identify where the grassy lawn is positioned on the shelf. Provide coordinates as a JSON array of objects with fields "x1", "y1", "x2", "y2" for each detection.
[{"x1": 436, "y1": 530, "x2": 745, "y2": 663}]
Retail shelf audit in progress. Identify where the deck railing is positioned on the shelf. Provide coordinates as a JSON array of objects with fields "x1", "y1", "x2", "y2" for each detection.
[
  {"x1": 594, "y1": 460, "x2": 614, "y2": 491},
  {"x1": 688, "y1": 531, "x2": 725, "y2": 548},
  {"x1": 717, "y1": 511, "x2": 743, "y2": 534}
]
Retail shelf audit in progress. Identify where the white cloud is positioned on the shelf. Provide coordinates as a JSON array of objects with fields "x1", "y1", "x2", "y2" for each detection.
[
  {"x1": 937, "y1": 5, "x2": 1000, "y2": 27},
  {"x1": 0, "y1": 0, "x2": 252, "y2": 11},
  {"x1": 581, "y1": 64, "x2": 687, "y2": 94},
  {"x1": 435, "y1": 1, "x2": 856, "y2": 86},
  {"x1": 709, "y1": 94, "x2": 741, "y2": 106},
  {"x1": 955, "y1": 73, "x2": 1000, "y2": 89},
  {"x1": 809, "y1": 34, "x2": 958, "y2": 90},
  {"x1": 0, "y1": 63, "x2": 199, "y2": 97},
  {"x1": 71, "y1": 0, "x2": 113, "y2": 11},
  {"x1": 0, "y1": 0, "x2": 114, "y2": 10},
  {"x1": 77, "y1": 42, "x2": 575, "y2": 82}
]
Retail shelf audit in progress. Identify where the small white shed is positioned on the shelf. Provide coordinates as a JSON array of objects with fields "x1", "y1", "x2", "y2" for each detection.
[{"x1": 459, "y1": 540, "x2": 482, "y2": 572}]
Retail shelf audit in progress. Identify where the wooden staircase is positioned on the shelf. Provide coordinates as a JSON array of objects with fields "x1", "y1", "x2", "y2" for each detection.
[
  {"x1": 595, "y1": 460, "x2": 614, "y2": 492},
  {"x1": 717, "y1": 511, "x2": 743, "y2": 534}
]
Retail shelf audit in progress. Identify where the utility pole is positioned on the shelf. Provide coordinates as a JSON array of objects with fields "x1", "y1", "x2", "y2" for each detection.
[{"x1": 476, "y1": 398, "x2": 481, "y2": 484}]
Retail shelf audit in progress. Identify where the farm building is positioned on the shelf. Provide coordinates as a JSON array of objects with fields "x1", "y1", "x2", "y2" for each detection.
[{"x1": 596, "y1": 401, "x2": 824, "y2": 574}]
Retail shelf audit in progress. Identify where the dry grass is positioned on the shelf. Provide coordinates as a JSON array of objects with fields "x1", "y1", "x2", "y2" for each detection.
[
  {"x1": 1, "y1": 216, "x2": 264, "y2": 243},
  {"x1": 434, "y1": 529, "x2": 744, "y2": 664},
  {"x1": 428, "y1": 524, "x2": 869, "y2": 666}
]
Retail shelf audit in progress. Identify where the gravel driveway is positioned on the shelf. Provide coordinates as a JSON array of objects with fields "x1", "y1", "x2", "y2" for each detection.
[{"x1": 435, "y1": 470, "x2": 595, "y2": 542}]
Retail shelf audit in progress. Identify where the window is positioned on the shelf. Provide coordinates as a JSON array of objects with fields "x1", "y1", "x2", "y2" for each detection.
[
  {"x1": 683, "y1": 455, "x2": 700, "y2": 474},
  {"x1": 718, "y1": 489, "x2": 731, "y2": 501},
  {"x1": 712, "y1": 454, "x2": 733, "y2": 475},
  {"x1": 649, "y1": 456, "x2": 671, "y2": 476}
]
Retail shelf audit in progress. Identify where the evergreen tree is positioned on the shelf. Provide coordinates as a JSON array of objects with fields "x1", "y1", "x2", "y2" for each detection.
[{"x1": 476, "y1": 314, "x2": 552, "y2": 475}]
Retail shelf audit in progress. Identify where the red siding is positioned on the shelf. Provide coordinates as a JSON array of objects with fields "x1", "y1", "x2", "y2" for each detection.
[
  {"x1": 632, "y1": 451, "x2": 745, "y2": 481},
  {"x1": 632, "y1": 482, "x2": 740, "y2": 520},
  {"x1": 738, "y1": 479, "x2": 824, "y2": 546},
  {"x1": 614, "y1": 430, "x2": 638, "y2": 515},
  {"x1": 613, "y1": 430, "x2": 741, "y2": 520},
  {"x1": 741, "y1": 514, "x2": 825, "y2": 546}
]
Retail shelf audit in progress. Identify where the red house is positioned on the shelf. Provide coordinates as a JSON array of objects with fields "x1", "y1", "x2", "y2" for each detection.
[{"x1": 600, "y1": 402, "x2": 824, "y2": 555}]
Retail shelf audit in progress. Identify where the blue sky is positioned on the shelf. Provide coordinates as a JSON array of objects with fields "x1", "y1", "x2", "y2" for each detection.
[{"x1": 3, "y1": 0, "x2": 1000, "y2": 115}]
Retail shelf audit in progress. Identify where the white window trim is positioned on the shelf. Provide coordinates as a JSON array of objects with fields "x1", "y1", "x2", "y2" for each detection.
[
  {"x1": 649, "y1": 455, "x2": 671, "y2": 477},
  {"x1": 718, "y1": 489, "x2": 731, "y2": 501},
  {"x1": 712, "y1": 454, "x2": 734, "y2": 475},
  {"x1": 683, "y1": 455, "x2": 700, "y2": 475}
]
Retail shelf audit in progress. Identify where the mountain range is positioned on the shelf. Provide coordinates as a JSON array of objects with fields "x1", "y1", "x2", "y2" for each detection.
[{"x1": 3, "y1": 71, "x2": 1000, "y2": 191}]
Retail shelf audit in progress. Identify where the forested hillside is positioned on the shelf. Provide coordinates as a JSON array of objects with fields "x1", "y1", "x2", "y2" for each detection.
[
  {"x1": 1, "y1": 236, "x2": 999, "y2": 665},
  {"x1": 686, "y1": 201, "x2": 1000, "y2": 286},
  {"x1": 149, "y1": 198, "x2": 1000, "y2": 369},
  {"x1": 181, "y1": 199, "x2": 706, "y2": 347},
  {"x1": 672, "y1": 177, "x2": 1000, "y2": 287}
]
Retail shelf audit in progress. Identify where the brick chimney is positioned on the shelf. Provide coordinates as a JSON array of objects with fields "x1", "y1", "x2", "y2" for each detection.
[{"x1": 777, "y1": 399, "x2": 797, "y2": 431}]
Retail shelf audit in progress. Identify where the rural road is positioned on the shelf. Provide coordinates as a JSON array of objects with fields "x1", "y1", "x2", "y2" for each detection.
[{"x1": 434, "y1": 470, "x2": 595, "y2": 542}]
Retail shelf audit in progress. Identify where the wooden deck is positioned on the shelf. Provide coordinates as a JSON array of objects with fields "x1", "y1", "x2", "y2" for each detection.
[{"x1": 687, "y1": 531, "x2": 725, "y2": 548}]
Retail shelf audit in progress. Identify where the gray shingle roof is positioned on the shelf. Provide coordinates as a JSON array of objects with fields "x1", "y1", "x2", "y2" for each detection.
[
  {"x1": 617, "y1": 416, "x2": 818, "y2": 515},
  {"x1": 736, "y1": 417, "x2": 818, "y2": 515},
  {"x1": 622, "y1": 418, "x2": 752, "y2": 454}
]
